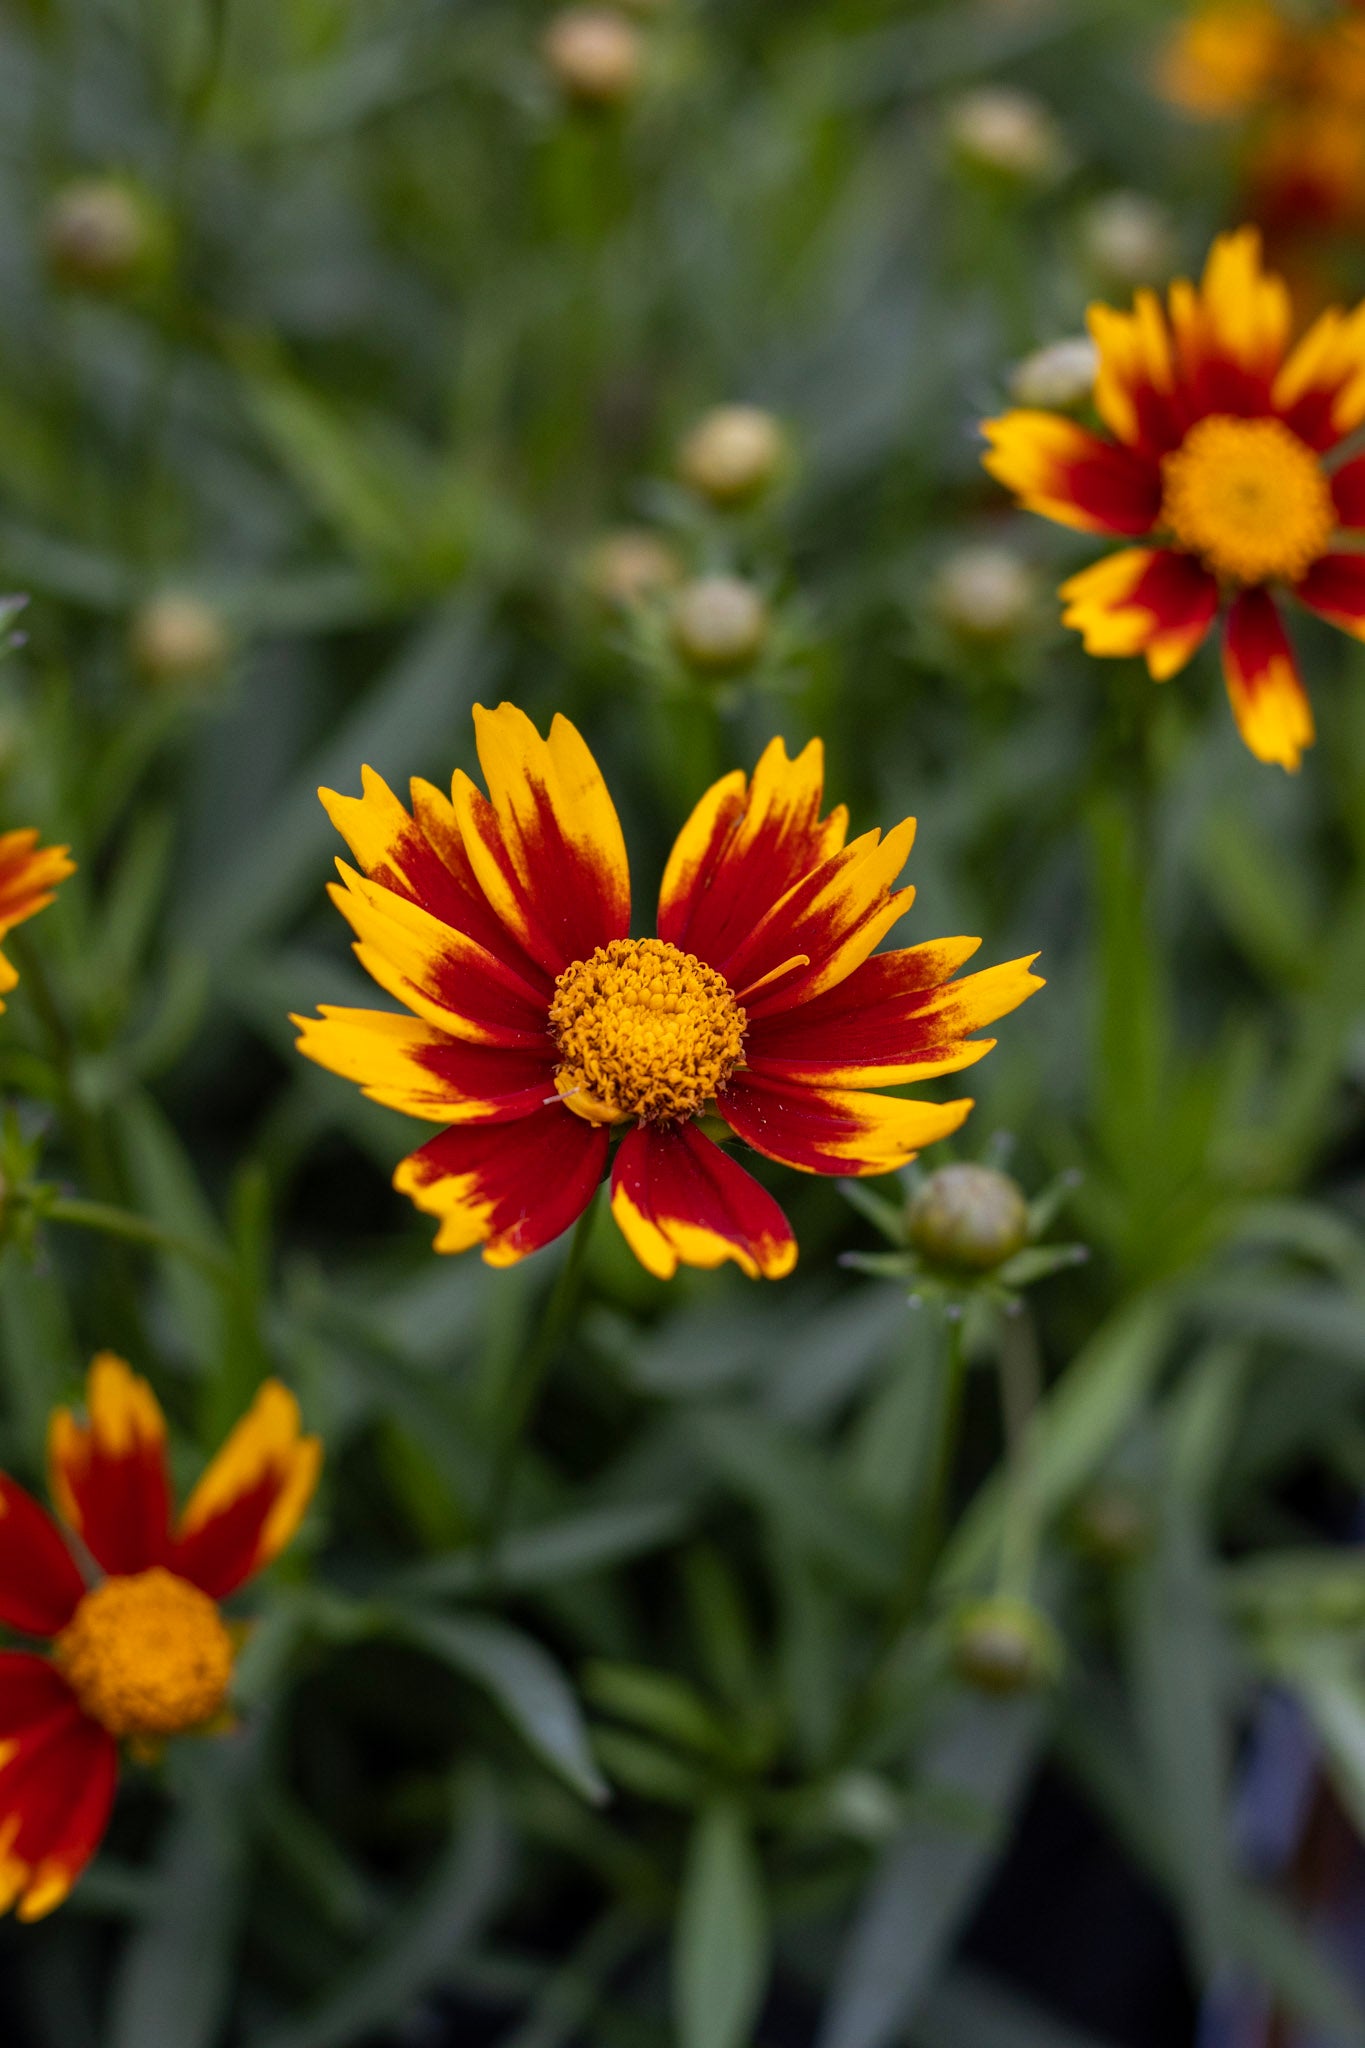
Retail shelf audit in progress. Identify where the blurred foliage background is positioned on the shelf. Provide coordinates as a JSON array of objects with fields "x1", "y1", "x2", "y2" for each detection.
[{"x1": 3, "y1": 0, "x2": 1365, "y2": 2042}]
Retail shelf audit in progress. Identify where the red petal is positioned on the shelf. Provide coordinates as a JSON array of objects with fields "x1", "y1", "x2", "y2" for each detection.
[
  {"x1": 320, "y1": 766, "x2": 550, "y2": 993},
  {"x1": 720, "y1": 1073, "x2": 972, "y2": 1176},
  {"x1": 1297, "y1": 551, "x2": 1365, "y2": 636},
  {"x1": 171, "y1": 1382, "x2": 322, "y2": 1601},
  {"x1": 0, "y1": 1477, "x2": 85, "y2": 1638},
  {"x1": 48, "y1": 1354, "x2": 172, "y2": 1578},
  {"x1": 1222, "y1": 589, "x2": 1315, "y2": 771},
  {"x1": 451, "y1": 705, "x2": 631, "y2": 978},
  {"x1": 394, "y1": 1102, "x2": 608, "y2": 1264},
  {"x1": 746, "y1": 945, "x2": 1043, "y2": 1085},
  {"x1": 0, "y1": 1670, "x2": 118, "y2": 1920},
  {"x1": 610, "y1": 1122, "x2": 796, "y2": 1281},
  {"x1": 293, "y1": 1007, "x2": 556, "y2": 1123},
  {"x1": 981, "y1": 413, "x2": 1162, "y2": 536},
  {"x1": 657, "y1": 738, "x2": 847, "y2": 975},
  {"x1": 1331, "y1": 457, "x2": 1365, "y2": 529},
  {"x1": 1059, "y1": 548, "x2": 1220, "y2": 681}
]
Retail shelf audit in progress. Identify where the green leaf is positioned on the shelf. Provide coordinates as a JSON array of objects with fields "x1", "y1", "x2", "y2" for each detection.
[
  {"x1": 818, "y1": 1700, "x2": 1043, "y2": 2048},
  {"x1": 398, "y1": 1609, "x2": 607, "y2": 1803},
  {"x1": 673, "y1": 1801, "x2": 769, "y2": 2048}
]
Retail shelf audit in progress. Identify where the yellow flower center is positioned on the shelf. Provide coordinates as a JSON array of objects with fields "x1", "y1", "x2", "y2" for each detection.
[
  {"x1": 1160, "y1": 414, "x2": 1334, "y2": 585},
  {"x1": 549, "y1": 937, "x2": 746, "y2": 1125},
  {"x1": 55, "y1": 1568, "x2": 234, "y2": 1739}
]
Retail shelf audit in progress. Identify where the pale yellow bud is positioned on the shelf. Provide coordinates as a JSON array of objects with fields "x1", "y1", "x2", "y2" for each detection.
[
  {"x1": 676, "y1": 406, "x2": 787, "y2": 507},
  {"x1": 670, "y1": 576, "x2": 769, "y2": 673},
  {"x1": 542, "y1": 7, "x2": 643, "y2": 106},
  {"x1": 1009, "y1": 336, "x2": 1098, "y2": 410},
  {"x1": 946, "y1": 88, "x2": 1068, "y2": 182},
  {"x1": 584, "y1": 529, "x2": 684, "y2": 609},
  {"x1": 933, "y1": 548, "x2": 1036, "y2": 641},
  {"x1": 952, "y1": 1598, "x2": 1062, "y2": 1694},
  {"x1": 129, "y1": 594, "x2": 229, "y2": 687},
  {"x1": 1080, "y1": 192, "x2": 1175, "y2": 287},
  {"x1": 45, "y1": 179, "x2": 159, "y2": 292}
]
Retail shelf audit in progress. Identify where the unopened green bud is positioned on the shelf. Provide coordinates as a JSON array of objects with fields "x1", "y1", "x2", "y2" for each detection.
[
  {"x1": 1009, "y1": 336, "x2": 1098, "y2": 410},
  {"x1": 670, "y1": 575, "x2": 769, "y2": 673},
  {"x1": 130, "y1": 594, "x2": 229, "y2": 688},
  {"x1": 951, "y1": 1597, "x2": 1062, "y2": 1694},
  {"x1": 44, "y1": 178, "x2": 163, "y2": 293},
  {"x1": 1070, "y1": 1484, "x2": 1151, "y2": 1566},
  {"x1": 676, "y1": 406, "x2": 787, "y2": 507},
  {"x1": 543, "y1": 7, "x2": 643, "y2": 106},
  {"x1": 907, "y1": 1163, "x2": 1030, "y2": 1273}
]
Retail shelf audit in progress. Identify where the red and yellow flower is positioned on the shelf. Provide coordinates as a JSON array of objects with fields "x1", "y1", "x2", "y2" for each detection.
[
  {"x1": 983, "y1": 228, "x2": 1365, "y2": 770},
  {"x1": 294, "y1": 704, "x2": 1042, "y2": 1280},
  {"x1": 0, "y1": 1355, "x2": 320, "y2": 1919},
  {"x1": 0, "y1": 828, "x2": 74, "y2": 1010}
]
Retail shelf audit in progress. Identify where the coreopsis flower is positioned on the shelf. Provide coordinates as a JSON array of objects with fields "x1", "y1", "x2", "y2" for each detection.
[
  {"x1": 294, "y1": 704, "x2": 1042, "y2": 1279},
  {"x1": 0, "y1": 829, "x2": 74, "y2": 1009},
  {"x1": 982, "y1": 227, "x2": 1365, "y2": 769},
  {"x1": 0, "y1": 1356, "x2": 320, "y2": 1919}
]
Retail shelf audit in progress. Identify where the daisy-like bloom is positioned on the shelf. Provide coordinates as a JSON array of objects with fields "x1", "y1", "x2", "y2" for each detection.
[
  {"x1": 0, "y1": 829, "x2": 74, "y2": 1010},
  {"x1": 0, "y1": 1356, "x2": 320, "y2": 1919},
  {"x1": 982, "y1": 227, "x2": 1365, "y2": 770},
  {"x1": 293, "y1": 705, "x2": 1042, "y2": 1280}
]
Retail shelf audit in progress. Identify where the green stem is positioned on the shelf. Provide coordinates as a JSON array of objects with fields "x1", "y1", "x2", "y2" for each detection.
[
  {"x1": 995, "y1": 1305, "x2": 1044, "y2": 1600},
  {"x1": 895, "y1": 1309, "x2": 969, "y2": 1621},
  {"x1": 41, "y1": 1195, "x2": 232, "y2": 1279},
  {"x1": 482, "y1": 1197, "x2": 599, "y2": 1552}
]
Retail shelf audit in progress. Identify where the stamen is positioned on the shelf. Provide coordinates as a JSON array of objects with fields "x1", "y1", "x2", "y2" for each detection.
[
  {"x1": 1160, "y1": 413, "x2": 1334, "y2": 585},
  {"x1": 550, "y1": 938, "x2": 746, "y2": 1124}
]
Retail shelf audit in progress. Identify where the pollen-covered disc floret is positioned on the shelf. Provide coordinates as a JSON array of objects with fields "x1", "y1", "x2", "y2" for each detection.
[
  {"x1": 550, "y1": 937, "x2": 746, "y2": 1124},
  {"x1": 55, "y1": 1568, "x2": 234, "y2": 1739},
  {"x1": 1160, "y1": 414, "x2": 1334, "y2": 585}
]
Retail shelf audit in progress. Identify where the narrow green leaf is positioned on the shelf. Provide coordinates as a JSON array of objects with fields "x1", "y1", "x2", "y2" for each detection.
[{"x1": 674, "y1": 1801, "x2": 769, "y2": 2048}]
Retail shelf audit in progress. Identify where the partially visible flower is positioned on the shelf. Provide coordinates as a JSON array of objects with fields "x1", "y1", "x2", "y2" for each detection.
[
  {"x1": 1009, "y1": 337, "x2": 1098, "y2": 411},
  {"x1": 129, "y1": 593, "x2": 229, "y2": 688},
  {"x1": 670, "y1": 575, "x2": 770, "y2": 672},
  {"x1": 294, "y1": 704, "x2": 1042, "y2": 1279},
  {"x1": 946, "y1": 87, "x2": 1069, "y2": 183},
  {"x1": 0, "y1": 831, "x2": 74, "y2": 1012},
  {"x1": 982, "y1": 227, "x2": 1365, "y2": 770},
  {"x1": 0, "y1": 1356, "x2": 320, "y2": 1918},
  {"x1": 676, "y1": 406, "x2": 788, "y2": 507},
  {"x1": 542, "y1": 7, "x2": 642, "y2": 106},
  {"x1": 1159, "y1": 0, "x2": 1284, "y2": 116},
  {"x1": 584, "y1": 529, "x2": 684, "y2": 610},
  {"x1": 932, "y1": 546, "x2": 1037, "y2": 641}
]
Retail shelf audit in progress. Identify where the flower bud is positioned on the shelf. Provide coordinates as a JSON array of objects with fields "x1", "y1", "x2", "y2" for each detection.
[
  {"x1": 946, "y1": 88, "x2": 1068, "y2": 183},
  {"x1": 907, "y1": 1163, "x2": 1030, "y2": 1272},
  {"x1": 584, "y1": 529, "x2": 684, "y2": 609},
  {"x1": 1070, "y1": 1484, "x2": 1151, "y2": 1566},
  {"x1": 952, "y1": 1597, "x2": 1062, "y2": 1694},
  {"x1": 1079, "y1": 192, "x2": 1175, "y2": 288},
  {"x1": 932, "y1": 546, "x2": 1036, "y2": 641},
  {"x1": 676, "y1": 406, "x2": 787, "y2": 508},
  {"x1": 44, "y1": 178, "x2": 161, "y2": 293},
  {"x1": 670, "y1": 575, "x2": 769, "y2": 673},
  {"x1": 542, "y1": 7, "x2": 643, "y2": 106},
  {"x1": 1008, "y1": 335, "x2": 1098, "y2": 410},
  {"x1": 129, "y1": 594, "x2": 229, "y2": 688}
]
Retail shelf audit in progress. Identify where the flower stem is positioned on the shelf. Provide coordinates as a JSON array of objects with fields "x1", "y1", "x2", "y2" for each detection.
[
  {"x1": 996, "y1": 1304, "x2": 1044, "y2": 1600},
  {"x1": 41, "y1": 1195, "x2": 232, "y2": 1279},
  {"x1": 895, "y1": 1308, "x2": 969, "y2": 1621},
  {"x1": 482, "y1": 1196, "x2": 599, "y2": 1555}
]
